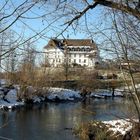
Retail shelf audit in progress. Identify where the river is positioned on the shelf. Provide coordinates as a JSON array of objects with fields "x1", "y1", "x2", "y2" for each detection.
[{"x1": 0, "y1": 98, "x2": 136, "y2": 140}]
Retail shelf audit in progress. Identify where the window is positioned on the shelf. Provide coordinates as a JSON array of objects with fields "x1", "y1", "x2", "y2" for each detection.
[
  {"x1": 77, "y1": 48, "x2": 80, "y2": 51},
  {"x1": 75, "y1": 48, "x2": 78, "y2": 51},
  {"x1": 86, "y1": 48, "x2": 90, "y2": 52},
  {"x1": 79, "y1": 54, "x2": 81, "y2": 58},
  {"x1": 74, "y1": 59, "x2": 76, "y2": 63},
  {"x1": 69, "y1": 59, "x2": 71, "y2": 63},
  {"x1": 82, "y1": 48, "x2": 85, "y2": 51},
  {"x1": 79, "y1": 59, "x2": 81, "y2": 63},
  {"x1": 74, "y1": 54, "x2": 76, "y2": 57},
  {"x1": 84, "y1": 59, "x2": 86, "y2": 63},
  {"x1": 72, "y1": 48, "x2": 74, "y2": 51}
]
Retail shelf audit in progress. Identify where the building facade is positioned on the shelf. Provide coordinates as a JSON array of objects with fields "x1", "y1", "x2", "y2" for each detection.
[{"x1": 44, "y1": 39, "x2": 100, "y2": 68}]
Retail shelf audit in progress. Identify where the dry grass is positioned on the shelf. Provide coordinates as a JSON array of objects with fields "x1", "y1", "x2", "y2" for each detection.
[{"x1": 74, "y1": 121, "x2": 123, "y2": 140}]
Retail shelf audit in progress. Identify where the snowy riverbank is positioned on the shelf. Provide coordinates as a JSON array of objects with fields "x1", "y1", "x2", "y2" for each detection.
[
  {"x1": 103, "y1": 119, "x2": 133, "y2": 135},
  {"x1": 0, "y1": 83, "x2": 139, "y2": 138},
  {"x1": 0, "y1": 87, "x2": 82, "y2": 110},
  {"x1": 0, "y1": 86, "x2": 126, "y2": 110},
  {"x1": 75, "y1": 119, "x2": 139, "y2": 139}
]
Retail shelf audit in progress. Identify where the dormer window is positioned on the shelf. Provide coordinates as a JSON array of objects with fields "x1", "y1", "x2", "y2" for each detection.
[
  {"x1": 86, "y1": 48, "x2": 90, "y2": 52},
  {"x1": 82, "y1": 48, "x2": 84, "y2": 51},
  {"x1": 75, "y1": 48, "x2": 79, "y2": 51}
]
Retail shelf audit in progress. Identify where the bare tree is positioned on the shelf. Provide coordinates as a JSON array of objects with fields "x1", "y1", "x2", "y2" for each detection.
[
  {"x1": 40, "y1": 0, "x2": 140, "y2": 122},
  {"x1": 111, "y1": 12, "x2": 140, "y2": 121},
  {"x1": 19, "y1": 40, "x2": 37, "y2": 85}
]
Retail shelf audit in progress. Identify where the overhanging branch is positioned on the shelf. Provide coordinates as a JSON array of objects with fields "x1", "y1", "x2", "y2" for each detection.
[
  {"x1": 95, "y1": 0, "x2": 140, "y2": 20},
  {"x1": 65, "y1": 0, "x2": 140, "y2": 28},
  {"x1": 64, "y1": 2, "x2": 99, "y2": 26}
]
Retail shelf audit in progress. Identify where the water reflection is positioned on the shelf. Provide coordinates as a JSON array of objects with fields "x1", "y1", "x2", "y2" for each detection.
[{"x1": 0, "y1": 98, "x2": 136, "y2": 140}]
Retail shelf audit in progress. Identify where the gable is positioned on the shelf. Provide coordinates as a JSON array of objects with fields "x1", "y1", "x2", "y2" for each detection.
[{"x1": 44, "y1": 39, "x2": 97, "y2": 50}]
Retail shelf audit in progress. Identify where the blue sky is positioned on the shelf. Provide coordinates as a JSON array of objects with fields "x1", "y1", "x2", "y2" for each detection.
[{"x1": 1, "y1": 0, "x2": 113, "y2": 58}]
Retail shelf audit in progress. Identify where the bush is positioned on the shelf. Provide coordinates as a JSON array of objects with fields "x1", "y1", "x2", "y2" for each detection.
[{"x1": 74, "y1": 121, "x2": 123, "y2": 140}]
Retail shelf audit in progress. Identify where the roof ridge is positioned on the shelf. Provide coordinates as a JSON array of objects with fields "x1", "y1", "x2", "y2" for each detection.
[{"x1": 44, "y1": 39, "x2": 97, "y2": 49}]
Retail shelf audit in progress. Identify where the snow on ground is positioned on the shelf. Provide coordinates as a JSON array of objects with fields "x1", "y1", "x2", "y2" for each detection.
[
  {"x1": 90, "y1": 89, "x2": 124, "y2": 98},
  {"x1": 0, "y1": 100, "x2": 24, "y2": 109},
  {"x1": 32, "y1": 96, "x2": 41, "y2": 103},
  {"x1": 5, "y1": 89, "x2": 18, "y2": 103},
  {"x1": 0, "y1": 87, "x2": 82, "y2": 109},
  {"x1": 47, "y1": 87, "x2": 81, "y2": 101},
  {"x1": 0, "y1": 83, "x2": 136, "y2": 110},
  {"x1": 0, "y1": 88, "x2": 24, "y2": 109},
  {"x1": 103, "y1": 119, "x2": 133, "y2": 135},
  {"x1": 0, "y1": 85, "x2": 128, "y2": 110}
]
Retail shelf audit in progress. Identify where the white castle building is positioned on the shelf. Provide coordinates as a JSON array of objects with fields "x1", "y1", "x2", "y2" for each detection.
[{"x1": 44, "y1": 39, "x2": 100, "y2": 68}]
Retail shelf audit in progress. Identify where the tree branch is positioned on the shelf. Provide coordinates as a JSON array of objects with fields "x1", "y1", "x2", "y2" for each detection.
[
  {"x1": 64, "y1": 2, "x2": 99, "y2": 26},
  {"x1": 95, "y1": 0, "x2": 140, "y2": 20},
  {"x1": 64, "y1": 0, "x2": 140, "y2": 30}
]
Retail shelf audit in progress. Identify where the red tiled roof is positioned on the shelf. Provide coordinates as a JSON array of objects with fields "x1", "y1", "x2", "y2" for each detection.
[{"x1": 44, "y1": 39, "x2": 97, "y2": 49}]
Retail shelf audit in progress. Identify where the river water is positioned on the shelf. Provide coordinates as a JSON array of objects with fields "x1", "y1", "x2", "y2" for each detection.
[{"x1": 0, "y1": 98, "x2": 136, "y2": 140}]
